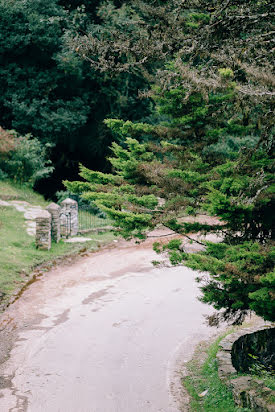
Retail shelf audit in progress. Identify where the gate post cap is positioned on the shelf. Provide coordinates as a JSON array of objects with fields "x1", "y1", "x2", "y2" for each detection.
[
  {"x1": 46, "y1": 202, "x2": 60, "y2": 211},
  {"x1": 61, "y1": 198, "x2": 77, "y2": 206},
  {"x1": 35, "y1": 210, "x2": 51, "y2": 220}
]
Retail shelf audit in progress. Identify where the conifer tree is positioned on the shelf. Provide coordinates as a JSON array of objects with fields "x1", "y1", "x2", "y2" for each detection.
[
  {"x1": 65, "y1": 70, "x2": 274, "y2": 324},
  {"x1": 65, "y1": 1, "x2": 274, "y2": 324}
]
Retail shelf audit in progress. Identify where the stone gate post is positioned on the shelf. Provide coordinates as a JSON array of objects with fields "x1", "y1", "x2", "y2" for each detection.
[
  {"x1": 35, "y1": 210, "x2": 51, "y2": 250},
  {"x1": 60, "y1": 198, "x2": 78, "y2": 236},
  {"x1": 46, "y1": 202, "x2": 61, "y2": 243}
]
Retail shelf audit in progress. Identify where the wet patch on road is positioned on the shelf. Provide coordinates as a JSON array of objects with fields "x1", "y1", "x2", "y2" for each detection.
[{"x1": 82, "y1": 287, "x2": 113, "y2": 305}]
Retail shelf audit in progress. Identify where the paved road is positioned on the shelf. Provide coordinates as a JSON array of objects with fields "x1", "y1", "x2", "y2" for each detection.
[{"x1": 0, "y1": 239, "x2": 220, "y2": 412}]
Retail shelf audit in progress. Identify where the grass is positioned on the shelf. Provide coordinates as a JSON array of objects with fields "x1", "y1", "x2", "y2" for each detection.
[
  {"x1": 0, "y1": 203, "x2": 114, "y2": 308},
  {"x1": 258, "y1": 374, "x2": 275, "y2": 392},
  {"x1": 182, "y1": 328, "x2": 250, "y2": 412},
  {"x1": 0, "y1": 180, "x2": 48, "y2": 206}
]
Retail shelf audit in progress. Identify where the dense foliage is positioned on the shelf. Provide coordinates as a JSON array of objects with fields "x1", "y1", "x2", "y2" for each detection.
[
  {"x1": 1, "y1": 0, "x2": 274, "y2": 322},
  {"x1": 65, "y1": 1, "x2": 274, "y2": 324},
  {"x1": 0, "y1": 0, "x2": 152, "y2": 196},
  {"x1": 0, "y1": 128, "x2": 53, "y2": 186}
]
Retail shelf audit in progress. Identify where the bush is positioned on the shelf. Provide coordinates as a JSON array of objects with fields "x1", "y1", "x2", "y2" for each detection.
[
  {"x1": 0, "y1": 127, "x2": 16, "y2": 154},
  {"x1": 0, "y1": 168, "x2": 8, "y2": 180},
  {"x1": 0, "y1": 129, "x2": 54, "y2": 187}
]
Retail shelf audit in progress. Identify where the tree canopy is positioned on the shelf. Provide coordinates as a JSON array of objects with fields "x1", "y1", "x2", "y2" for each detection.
[
  {"x1": 65, "y1": 0, "x2": 275, "y2": 324},
  {"x1": 0, "y1": 0, "x2": 152, "y2": 196}
]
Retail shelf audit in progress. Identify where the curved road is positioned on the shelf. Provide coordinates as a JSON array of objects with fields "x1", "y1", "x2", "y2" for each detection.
[{"x1": 0, "y1": 238, "x2": 220, "y2": 412}]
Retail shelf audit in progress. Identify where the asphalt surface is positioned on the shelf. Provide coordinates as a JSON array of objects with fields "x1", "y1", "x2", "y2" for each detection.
[{"x1": 0, "y1": 238, "x2": 220, "y2": 412}]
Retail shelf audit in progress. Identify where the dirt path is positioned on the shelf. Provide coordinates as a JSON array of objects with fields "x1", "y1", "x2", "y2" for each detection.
[{"x1": 0, "y1": 235, "x2": 222, "y2": 412}]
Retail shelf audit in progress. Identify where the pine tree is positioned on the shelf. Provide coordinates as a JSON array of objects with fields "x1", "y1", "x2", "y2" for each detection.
[{"x1": 65, "y1": 1, "x2": 274, "y2": 324}]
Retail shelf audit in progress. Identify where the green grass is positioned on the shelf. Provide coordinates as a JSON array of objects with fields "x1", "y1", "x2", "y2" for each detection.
[
  {"x1": 0, "y1": 204, "x2": 114, "y2": 307},
  {"x1": 0, "y1": 180, "x2": 48, "y2": 206},
  {"x1": 183, "y1": 329, "x2": 250, "y2": 412},
  {"x1": 260, "y1": 375, "x2": 275, "y2": 391}
]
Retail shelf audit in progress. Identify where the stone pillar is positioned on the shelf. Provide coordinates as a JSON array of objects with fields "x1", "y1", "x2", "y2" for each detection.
[
  {"x1": 60, "y1": 198, "x2": 78, "y2": 236},
  {"x1": 46, "y1": 202, "x2": 61, "y2": 243},
  {"x1": 35, "y1": 210, "x2": 51, "y2": 250}
]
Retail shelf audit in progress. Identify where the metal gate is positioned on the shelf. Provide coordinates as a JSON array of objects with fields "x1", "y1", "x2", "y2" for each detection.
[
  {"x1": 62, "y1": 195, "x2": 113, "y2": 234},
  {"x1": 60, "y1": 210, "x2": 72, "y2": 238},
  {"x1": 78, "y1": 204, "x2": 112, "y2": 232}
]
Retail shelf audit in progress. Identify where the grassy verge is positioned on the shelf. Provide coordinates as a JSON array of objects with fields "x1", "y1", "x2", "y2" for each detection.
[
  {"x1": 0, "y1": 180, "x2": 48, "y2": 206},
  {"x1": 0, "y1": 203, "x2": 114, "y2": 308},
  {"x1": 182, "y1": 328, "x2": 250, "y2": 412}
]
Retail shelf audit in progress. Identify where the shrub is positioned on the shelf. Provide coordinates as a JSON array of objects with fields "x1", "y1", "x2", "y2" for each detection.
[
  {"x1": 0, "y1": 127, "x2": 16, "y2": 155},
  {"x1": 0, "y1": 129, "x2": 54, "y2": 187}
]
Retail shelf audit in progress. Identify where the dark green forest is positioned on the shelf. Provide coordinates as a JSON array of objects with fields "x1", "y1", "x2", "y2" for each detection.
[
  {"x1": 1, "y1": 0, "x2": 274, "y2": 324},
  {"x1": 0, "y1": 0, "x2": 152, "y2": 196}
]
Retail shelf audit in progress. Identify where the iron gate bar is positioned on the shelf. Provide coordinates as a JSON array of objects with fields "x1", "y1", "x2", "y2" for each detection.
[{"x1": 60, "y1": 211, "x2": 72, "y2": 239}]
